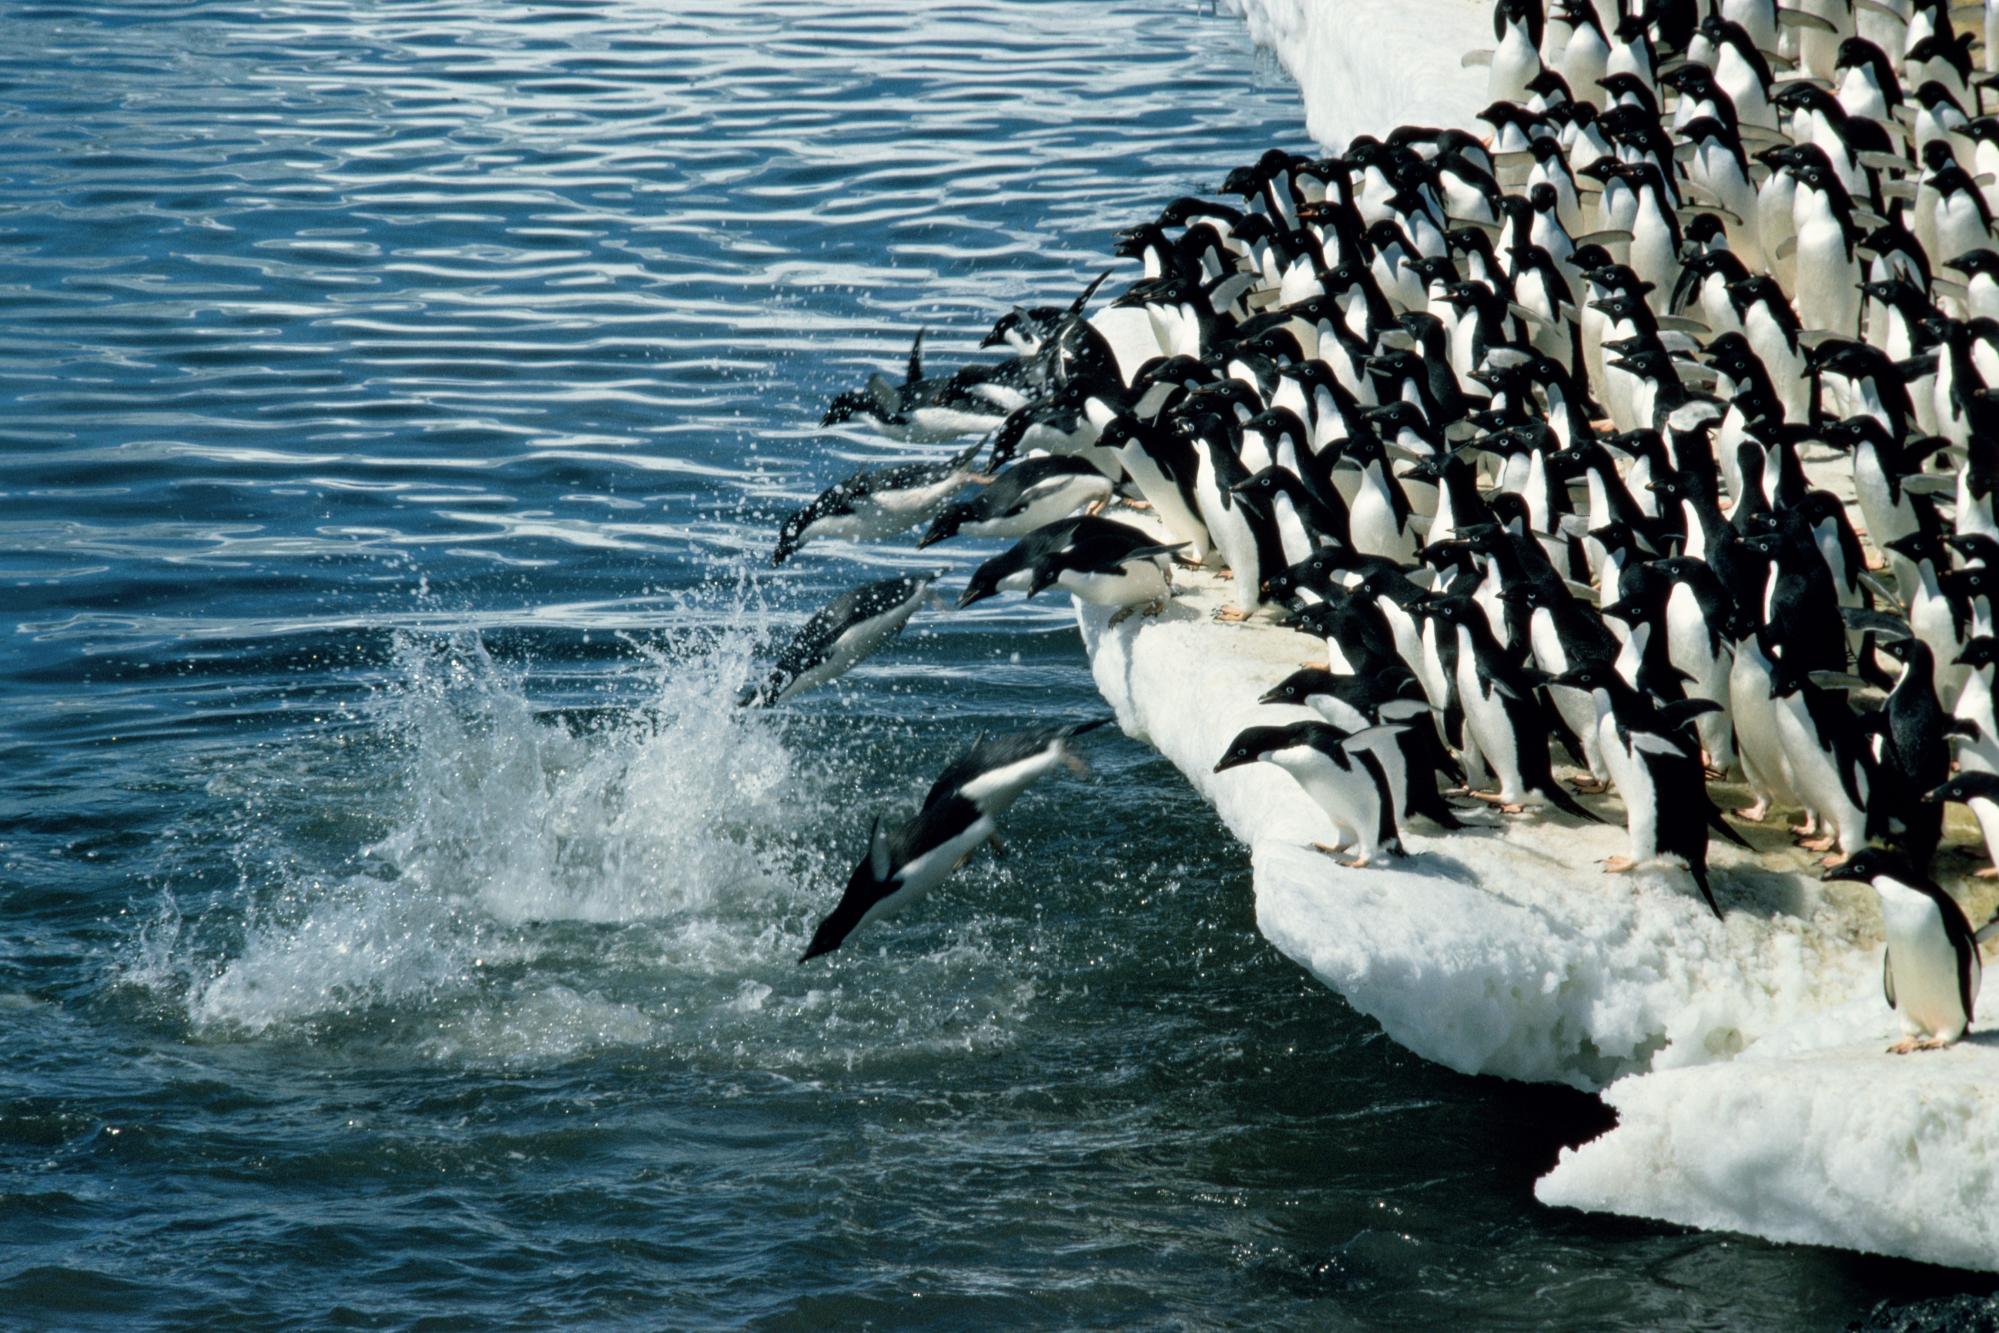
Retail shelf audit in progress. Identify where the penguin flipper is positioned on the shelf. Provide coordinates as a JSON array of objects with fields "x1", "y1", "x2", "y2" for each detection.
[{"x1": 1883, "y1": 947, "x2": 1896, "y2": 1010}]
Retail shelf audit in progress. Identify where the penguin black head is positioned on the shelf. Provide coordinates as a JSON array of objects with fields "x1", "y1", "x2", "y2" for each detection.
[
  {"x1": 1214, "y1": 722, "x2": 1316, "y2": 773},
  {"x1": 1951, "y1": 639, "x2": 1999, "y2": 671},
  {"x1": 1819, "y1": 847, "x2": 1921, "y2": 887},
  {"x1": 821, "y1": 390, "x2": 877, "y2": 428},
  {"x1": 1549, "y1": 662, "x2": 1618, "y2": 694},
  {"x1": 1257, "y1": 667, "x2": 1340, "y2": 708},
  {"x1": 1925, "y1": 772, "x2": 1999, "y2": 807},
  {"x1": 1875, "y1": 635, "x2": 1924, "y2": 666},
  {"x1": 1947, "y1": 250, "x2": 1999, "y2": 281}
]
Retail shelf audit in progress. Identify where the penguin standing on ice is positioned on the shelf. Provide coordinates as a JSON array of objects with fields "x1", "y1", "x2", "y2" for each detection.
[
  {"x1": 1551, "y1": 661, "x2": 1749, "y2": 917},
  {"x1": 1214, "y1": 719, "x2": 1404, "y2": 866},
  {"x1": 1256, "y1": 668, "x2": 1466, "y2": 830},
  {"x1": 1823, "y1": 849, "x2": 1983, "y2": 1052},
  {"x1": 739, "y1": 574, "x2": 937, "y2": 707}
]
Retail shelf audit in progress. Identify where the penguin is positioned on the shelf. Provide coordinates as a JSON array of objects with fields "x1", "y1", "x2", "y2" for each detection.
[
  {"x1": 1551, "y1": 661, "x2": 1750, "y2": 916},
  {"x1": 917, "y1": 455, "x2": 1111, "y2": 548},
  {"x1": 821, "y1": 330, "x2": 1014, "y2": 441},
  {"x1": 1232, "y1": 464, "x2": 1350, "y2": 567},
  {"x1": 955, "y1": 515, "x2": 1173, "y2": 615},
  {"x1": 1018, "y1": 520, "x2": 1186, "y2": 624},
  {"x1": 1766, "y1": 652, "x2": 1878, "y2": 863},
  {"x1": 1822, "y1": 848, "x2": 1983, "y2": 1051},
  {"x1": 1924, "y1": 771, "x2": 1999, "y2": 878},
  {"x1": 1424, "y1": 593, "x2": 1603, "y2": 819},
  {"x1": 1872, "y1": 635, "x2": 1957, "y2": 870},
  {"x1": 739, "y1": 573, "x2": 936, "y2": 708},
  {"x1": 800, "y1": 797, "x2": 998, "y2": 962},
  {"x1": 1094, "y1": 415, "x2": 1212, "y2": 564},
  {"x1": 1335, "y1": 428, "x2": 1422, "y2": 563},
  {"x1": 771, "y1": 440, "x2": 985, "y2": 565},
  {"x1": 1214, "y1": 719, "x2": 1404, "y2": 866},
  {"x1": 1257, "y1": 670, "x2": 1466, "y2": 830},
  {"x1": 921, "y1": 718, "x2": 1110, "y2": 818}
]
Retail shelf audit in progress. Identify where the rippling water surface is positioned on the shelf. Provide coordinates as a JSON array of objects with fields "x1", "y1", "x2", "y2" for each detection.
[{"x1": 3, "y1": 0, "x2": 1995, "y2": 1326}]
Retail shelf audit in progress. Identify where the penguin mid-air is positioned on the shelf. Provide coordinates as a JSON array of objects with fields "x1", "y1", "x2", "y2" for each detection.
[
  {"x1": 739, "y1": 573, "x2": 937, "y2": 708},
  {"x1": 800, "y1": 797, "x2": 998, "y2": 962},
  {"x1": 918, "y1": 455, "x2": 1112, "y2": 548},
  {"x1": 822, "y1": 329, "x2": 1017, "y2": 441},
  {"x1": 772, "y1": 440, "x2": 986, "y2": 565},
  {"x1": 1824, "y1": 849, "x2": 1984, "y2": 1051}
]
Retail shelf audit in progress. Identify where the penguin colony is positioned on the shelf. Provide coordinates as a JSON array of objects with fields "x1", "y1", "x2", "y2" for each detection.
[{"x1": 756, "y1": 0, "x2": 1999, "y2": 1053}]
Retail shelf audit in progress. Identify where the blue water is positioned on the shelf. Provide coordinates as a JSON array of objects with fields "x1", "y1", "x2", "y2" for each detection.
[{"x1": 2, "y1": 0, "x2": 1995, "y2": 1325}]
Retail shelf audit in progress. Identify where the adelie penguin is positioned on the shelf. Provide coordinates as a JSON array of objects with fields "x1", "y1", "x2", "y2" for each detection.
[
  {"x1": 821, "y1": 328, "x2": 1016, "y2": 441},
  {"x1": 922, "y1": 718, "x2": 1110, "y2": 820},
  {"x1": 957, "y1": 515, "x2": 1183, "y2": 626},
  {"x1": 739, "y1": 573, "x2": 936, "y2": 708},
  {"x1": 772, "y1": 440, "x2": 985, "y2": 565},
  {"x1": 1214, "y1": 719, "x2": 1405, "y2": 867},
  {"x1": 1823, "y1": 849, "x2": 1984, "y2": 1053},
  {"x1": 918, "y1": 455, "x2": 1111, "y2": 548},
  {"x1": 799, "y1": 796, "x2": 996, "y2": 963}
]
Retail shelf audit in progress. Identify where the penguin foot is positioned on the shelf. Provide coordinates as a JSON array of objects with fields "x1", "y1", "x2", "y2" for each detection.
[
  {"x1": 1464, "y1": 790, "x2": 1505, "y2": 804},
  {"x1": 1569, "y1": 776, "x2": 1607, "y2": 795},
  {"x1": 1600, "y1": 856, "x2": 1636, "y2": 874},
  {"x1": 1977, "y1": 867, "x2": 1999, "y2": 880},
  {"x1": 967, "y1": 473, "x2": 997, "y2": 486},
  {"x1": 1344, "y1": 853, "x2": 1375, "y2": 869},
  {"x1": 986, "y1": 834, "x2": 1007, "y2": 860},
  {"x1": 1734, "y1": 799, "x2": 1771, "y2": 822},
  {"x1": 1590, "y1": 417, "x2": 1615, "y2": 435},
  {"x1": 1143, "y1": 597, "x2": 1166, "y2": 618},
  {"x1": 1798, "y1": 834, "x2": 1836, "y2": 852},
  {"x1": 1300, "y1": 659, "x2": 1330, "y2": 672},
  {"x1": 1914, "y1": 1036, "x2": 1957, "y2": 1052},
  {"x1": 1703, "y1": 766, "x2": 1728, "y2": 782},
  {"x1": 1174, "y1": 555, "x2": 1205, "y2": 569},
  {"x1": 1213, "y1": 568, "x2": 1235, "y2": 580},
  {"x1": 1888, "y1": 1039, "x2": 1921, "y2": 1055},
  {"x1": 1310, "y1": 841, "x2": 1352, "y2": 860},
  {"x1": 1213, "y1": 605, "x2": 1251, "y2": 622},
  {"x1": 1819, "y1": 851, "x2": 1852, "y2": 868},
  {"x1": 1107, "y1": 606, "x2": 1136, "y2": 629},
  {"x1": 1083, "y1": 498, "x2": 1108, "y2": 517},
  {"x1": 1499, "y1": 803, "x2": 1527, "y2": 816},
  {"x1": 1122, "y1": 498, "x2": 1153, "y2": 511}
]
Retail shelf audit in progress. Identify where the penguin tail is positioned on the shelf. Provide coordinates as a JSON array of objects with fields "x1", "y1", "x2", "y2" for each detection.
[
  {"x1": 1690, "y1": 864, "x2": 1722, "y2": 921},
  {"x1": 1708, "y1": 805, "x2": 1753, "y2": 849},
  {"x1": 1544, "y1": 783, "x2": 1605, "y2": 824}
]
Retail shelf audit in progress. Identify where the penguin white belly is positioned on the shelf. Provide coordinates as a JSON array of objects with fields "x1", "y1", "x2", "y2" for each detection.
[
  {"x1": 1274, "y1": 748, "x2": 1383, "y2": 856},
  {"x1": 1602, "y1": 719, "x2": 1661, "y2": 863},
  {"x1": 1489, "y1": 21, "x2": 1540, "y2": 105},
  {"x1": 1349, "y1": 473, "x2": 1415, "y2": 563},
  {"x1": 1666, "y1": 587, "x2": 1734, "y2": 771},
  {"x1": 1731, "y1": 651, "x2": 1800, "y2": 809},
  {"x1": 909, "y1": 404, "x2": 1007, "y2": 439},
  {"x1": 1056, "y1": 559, "x2": 1169, "y2": 609},
  {"x1": 1772, "y1": 698, "x2": 1868, "y2": 854},
  {"x1": 858, "y1": 813, "x2": 999, "y2": 932},
  {"x1": 1876, "y1": 879, "x2": 1978, "y2": 1043},
  {"x1": 1116, "y1": 446, "x2": 1211, "y2": 564},
  {"x1": 1272, "y1": 493, "x2": 1315, "y2": 568},
  {"x1": 1455, "y1": 651, "x2": 1528, "y2": 805},
  {"x1": 1792, "y1": 220, "x2": 1859, "y2": 335},
  {"x1": 774, "y1": 603, "x2": 922, "y2": 704},
  {"x1": 954, "y1": 746, "x2": 1063, "y2": 815}
]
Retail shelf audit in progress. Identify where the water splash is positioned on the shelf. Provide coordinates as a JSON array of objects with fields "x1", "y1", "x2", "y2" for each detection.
[{"x1": 138, "y1": 623, "x2": 834, "y2": 1038}]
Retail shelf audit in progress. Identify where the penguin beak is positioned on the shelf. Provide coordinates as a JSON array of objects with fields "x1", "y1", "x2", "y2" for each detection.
[
  {"x1": 1921, "y1": 784, "x2": 1951, "y2": 806},
  {"x1": 1819, "y1": 860, "x2": 1865, "y2": 884},
  {"x1": 1212, "y1": 749, "x2": 1258, "y2": 774}
]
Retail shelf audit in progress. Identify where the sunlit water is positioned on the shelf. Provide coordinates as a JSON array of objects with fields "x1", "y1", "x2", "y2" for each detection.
[{"x1": 1, "y1": 0, "x2": 1994, "y2": 1325}]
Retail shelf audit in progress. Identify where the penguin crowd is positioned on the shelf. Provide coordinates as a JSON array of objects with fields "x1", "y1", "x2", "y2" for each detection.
[{"x1": 758, "y1": 0, "x2": 1999, "y2": 1051}]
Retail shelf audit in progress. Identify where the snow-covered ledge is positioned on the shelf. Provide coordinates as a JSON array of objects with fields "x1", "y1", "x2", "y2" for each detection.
[
  {"x1": 1223, "y1": 0, "x2": 1491, "y2": 150},
  {"x1": 1130, "y1": 0, "x2": 1999, "y2": 1277}
]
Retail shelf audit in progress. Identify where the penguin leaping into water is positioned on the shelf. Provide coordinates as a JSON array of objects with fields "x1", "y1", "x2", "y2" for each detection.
[{"x1": 739, "y1": 573, "x2": 937, "y2": 707}]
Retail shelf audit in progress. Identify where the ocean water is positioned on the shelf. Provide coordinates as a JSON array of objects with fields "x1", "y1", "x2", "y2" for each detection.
[{"x1": 1, "y1": 0, "x2": 1995, "y2": 1326}]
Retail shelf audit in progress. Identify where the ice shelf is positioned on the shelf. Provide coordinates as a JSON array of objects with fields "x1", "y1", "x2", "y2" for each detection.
[{"x1": 1066, "y1": 0, "x2": 1999, "y2": 1273}]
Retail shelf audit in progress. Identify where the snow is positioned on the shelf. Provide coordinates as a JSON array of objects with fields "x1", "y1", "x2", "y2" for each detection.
[
  {"x1": 1073, "y1": 0, "x2": 1999, "y2": 1280},
  {"x1": 1222, "y1": 0, "x2": 1492, "y2": 150},
  {"x1": 1537, "y1": 1009, "x2": 1999, "y2": 1274}
]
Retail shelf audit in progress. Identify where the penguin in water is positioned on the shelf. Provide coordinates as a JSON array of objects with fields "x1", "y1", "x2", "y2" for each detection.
[
  {"x1": 800, "y1": 797, "x2": 997, "y2": 962},
  {"x1": 1823, "y1": 848, "x2": 1983, "y2": 1052},
  {"x1": 739, "y1": 573, "x2": 936, "y2": 708},
  {"x1": 772, "y1": 440, "x2": 985, "y2": 565},
  {"x1": 1214, "y1": 719, "x2": 1405, "y2": 866},
  {"x1": 1551, "y1": 661, "x2": 1750, "y2": 917},
  {"x1": 918, "y1": 455, "x2": 1111, "y2": 548}
]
